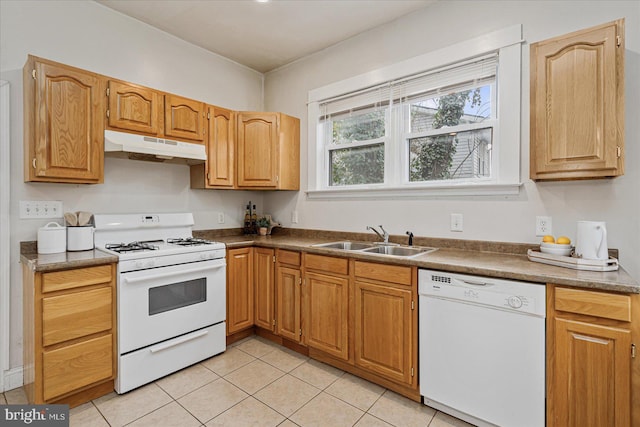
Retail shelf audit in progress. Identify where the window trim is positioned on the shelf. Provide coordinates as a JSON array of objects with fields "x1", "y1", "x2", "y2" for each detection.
[{"x1": 307, "y1": 25, "x2": 523, "y2": 199}]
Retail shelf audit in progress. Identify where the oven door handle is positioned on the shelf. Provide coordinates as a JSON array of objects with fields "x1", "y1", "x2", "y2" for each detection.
[
  {"x1": 121, "y1": 261, "x2": 225, "y2": 284},
  {"x1": 149, "y1": 329, "x2": 209, "y2": 353}
]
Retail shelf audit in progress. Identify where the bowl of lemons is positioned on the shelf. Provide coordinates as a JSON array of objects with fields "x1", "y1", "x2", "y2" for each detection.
[{"x1": 540, "y1": 235, "x2": 573, "y2": 256}]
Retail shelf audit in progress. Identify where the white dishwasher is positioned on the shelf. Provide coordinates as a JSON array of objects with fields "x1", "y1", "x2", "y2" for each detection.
[{"x1": 419, "y1": 269, "x2": 546, "y2": 427}]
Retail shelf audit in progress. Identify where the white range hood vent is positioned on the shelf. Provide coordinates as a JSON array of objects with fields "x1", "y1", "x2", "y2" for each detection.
[{"x1": 104, "y1": 130, "x2": 206, "y2": 164}]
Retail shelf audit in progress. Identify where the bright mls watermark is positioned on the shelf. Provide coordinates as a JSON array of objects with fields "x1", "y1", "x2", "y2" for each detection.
[{"x1": 2, "y1": 405, "x2": 68, "y2": 426}]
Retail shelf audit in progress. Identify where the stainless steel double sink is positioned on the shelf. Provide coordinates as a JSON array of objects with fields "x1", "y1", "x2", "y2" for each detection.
[{"x1": 311, "y1": 241, "x2": 437, "y2": 258}]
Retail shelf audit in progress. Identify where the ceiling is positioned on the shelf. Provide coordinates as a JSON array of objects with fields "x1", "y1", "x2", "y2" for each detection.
[{"x1": 96, "y1": 0, "x2": 435, "y2": 73}]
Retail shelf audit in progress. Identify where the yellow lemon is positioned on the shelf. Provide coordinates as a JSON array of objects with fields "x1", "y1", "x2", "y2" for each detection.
[
  {"x1": 557, "y1": 236, "x2": 571, "y2": 245},
  {"x1": 542, "y1": 235, "x2": 555, "y2": 243}
]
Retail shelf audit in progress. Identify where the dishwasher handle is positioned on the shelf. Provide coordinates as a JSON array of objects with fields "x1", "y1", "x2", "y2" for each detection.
[{"x1": 460, "y1": 279, "x2": 491, "y2": 286}]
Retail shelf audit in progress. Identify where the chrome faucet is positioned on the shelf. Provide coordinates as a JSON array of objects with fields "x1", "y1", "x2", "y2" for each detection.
[{"x1": 367, "y1": 225, "x2": 389, "y2": 243}]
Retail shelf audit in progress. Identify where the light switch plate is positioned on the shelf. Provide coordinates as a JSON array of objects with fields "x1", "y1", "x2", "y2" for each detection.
[{"x1": 19, "y1": 200, "x2": 63, "y2": 219}]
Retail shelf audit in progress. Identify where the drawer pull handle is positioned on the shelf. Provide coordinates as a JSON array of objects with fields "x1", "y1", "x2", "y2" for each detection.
[{"x1": 149, "y1": 330, "x2": 208, "y2": 353}]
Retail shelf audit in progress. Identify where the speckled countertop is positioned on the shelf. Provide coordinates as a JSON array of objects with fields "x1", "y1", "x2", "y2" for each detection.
[
  {"x1": 20, "y1": 242, "x2": 118, "y2": 272},
  {"x1": 194, "y1": 229, "x2": 639, "y2": 294},
  {"x1": 20, "y1": 230, "x2": 639, "y2": 293}
]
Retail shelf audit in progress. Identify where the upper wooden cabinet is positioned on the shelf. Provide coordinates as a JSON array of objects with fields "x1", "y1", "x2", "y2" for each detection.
[
  {"x1": 106, "y1": 80, "x2": 160, "y2": 135},
  {"x1": 530, "y1": 19, "x2": 625, "y2": 180},
  {"x1": 236, "y1": 112, "x2": 300, "y2": 190},
  {"x1": 190, "y1": 106, "x2": 235, "y2": 189},
  {"x1": 164, "y1": 94, "x2": 206, "y2": 142},
  {"x1": 23, "y1": 56, "x2": 104, "y2": 183}
]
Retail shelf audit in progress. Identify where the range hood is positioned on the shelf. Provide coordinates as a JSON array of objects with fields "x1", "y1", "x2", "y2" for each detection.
[{"x1": 104, "y1": 130, "x2": 206, "y2": 164}]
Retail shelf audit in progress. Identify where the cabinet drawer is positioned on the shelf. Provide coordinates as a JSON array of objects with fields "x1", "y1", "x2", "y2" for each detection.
[
  {"x1": 555, "y1": 287, "x2": 631, "y2": 322},
  {"x1": 355, "y1": 261, "x2": 412, "y2": 286},
  {"x1": 43, "y1": 287, "x2": 113, "y2": 347},
  {"x1": 277, "y1": 250, "x2": 300, "y2": 267},
  {"x1": 305, "y1": 254, "x2": 348, "y2": 275},
  {"x1": 43, "y1": 334, "x2": 113, "y2": 401},
  {"x1": 42, "y1": 264, "x2": 112, "y2": 293}
]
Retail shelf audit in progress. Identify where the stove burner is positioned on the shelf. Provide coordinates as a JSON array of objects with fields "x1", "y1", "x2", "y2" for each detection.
[
  {"x1": 105, "y1": 241, "x2": 160, "y2": 253},
  {"x1": 167, "y1": 237, "x2": 213, "y2": 247}
]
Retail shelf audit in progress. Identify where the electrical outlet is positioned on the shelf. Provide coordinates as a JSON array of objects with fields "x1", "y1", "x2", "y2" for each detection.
[
  {"x1": 536, "y1": 216, "x2": 553, "y2": 236},
  {"x1": 450, "y1": 213, "x2": 463, "y2": 232},
  {"x1": 19, "y1": 200, "x2": 63, "y2": 219},
  {"x1": 217, "y1": 212, "x2": 225, "y2": 224},
  {"x1": 291, "y1": 211, "x2": 299, "y2": 224}
]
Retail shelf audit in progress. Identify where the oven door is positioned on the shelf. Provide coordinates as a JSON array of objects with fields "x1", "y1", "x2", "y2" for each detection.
[{"x1": 119, "y1": 258, "x2": 225, "y2": 354}]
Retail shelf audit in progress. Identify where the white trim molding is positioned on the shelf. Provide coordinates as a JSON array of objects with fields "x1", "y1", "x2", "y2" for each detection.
[
  {"x1": 307, "y1": 25, "x2": 524, "y2": 198},
  {"x1": 0, "y1": 80, "x2": 11, "y2": 392},
  {"x1": 4, "y1": 367, "x2": 24, "y2": 392}
]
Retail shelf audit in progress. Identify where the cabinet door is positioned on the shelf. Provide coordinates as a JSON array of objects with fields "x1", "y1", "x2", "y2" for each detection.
[
  {"x1": 254, "y1": 248, "x2": 275, "y2": 331},
  {"x1": 553, "y1": 318, "x2": 631, "y2": 427},
  {"x1": 107, "y1": 81, "x2": 159, "y2": 135},
  {"x1": 276, "y1": 265, "x2": 301, "y2": 342},
  {"x1": 42, "y1": 334, "x2": 113, "y2": 401},
  {"x1": 236, "y1": 113, "x2": 279, "y2": 187},
  {"x1": 306, "y1": 271, "x2": 349, "y2": 360},
  {"x1": 355, "y1": 281, "x2": 413, "y2": 385},
  {"x1": 164, "y1": 94, "x2": 205, "y2": 142},
  {"x1": 207, "y1": 106, "x2": 235, "y2": 187},
  {"x1": 530, "y1": 19, "x2": 624, "y2": 180},
  {"x1": 28, "y1": 60, "x2": 104, "y2": 183},
  {"x1": 227, "y1": 248, "x2": 254, "y2": 334}
]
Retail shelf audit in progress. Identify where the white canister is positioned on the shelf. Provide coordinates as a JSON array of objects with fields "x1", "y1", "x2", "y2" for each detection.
[
  {"x1": 575, "y1": 221, "x2": 608, "y2": 260},
  {"x1": 67, "y1": 226, "x2": 95, "y2": 251},
  {"x1": 37, "y1": 222, "x2": 67, "y2": 254}
]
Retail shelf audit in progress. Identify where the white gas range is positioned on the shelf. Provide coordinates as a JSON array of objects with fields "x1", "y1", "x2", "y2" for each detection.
[{"x1": 94, "y1": 213, "x2": 226, "y2": 394}]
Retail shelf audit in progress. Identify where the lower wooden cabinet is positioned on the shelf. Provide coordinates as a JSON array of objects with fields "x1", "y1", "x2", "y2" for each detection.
[
  {"x1": 305, "y1": 270, "x2": 349, "y2": 361},
  {"x1": 354, "y1": 261, "x2": 416, "y2": 388},
  {"x1": 547, "y1": 285, "x2": 639, "y2": 427},
  {"x1": 22, "y1": 263, "x2": 116, "y2": 406},
  {"x1": 226, "y1": 247, "x2": 254, "y2": 334},
  {"x1": 254, "y1": 247, "x2": 275, "y2": 331},
  {"x1": 275, "y1": 250, "x2": 302, "y2": 343}
]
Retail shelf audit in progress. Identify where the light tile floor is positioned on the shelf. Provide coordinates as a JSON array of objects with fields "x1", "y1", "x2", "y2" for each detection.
[{"x1": 0, "y1": 336, "x2": 474, "y2": 427}]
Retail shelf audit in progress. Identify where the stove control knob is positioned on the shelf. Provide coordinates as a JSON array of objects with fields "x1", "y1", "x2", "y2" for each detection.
[
  {"x1": 135, "y1": 261, "x2": 143, "y2": 269},
  {"x1": 507, "y1": 296, "x2": 523, "y2": 309},
  {"x1": 200, "y1": 253, "x2": 208, "y2": 260},
  {"x1": 146, "y1": 259, "x2": 156, "y2": 268}
]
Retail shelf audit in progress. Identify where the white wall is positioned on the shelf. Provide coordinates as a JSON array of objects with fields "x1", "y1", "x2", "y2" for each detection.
[
  {"x1": 264, "y1": 1, "x2": 640, "y2": 279},
  {"x1": 0, "y1": 1, "x2": 267, "y2": 372}
]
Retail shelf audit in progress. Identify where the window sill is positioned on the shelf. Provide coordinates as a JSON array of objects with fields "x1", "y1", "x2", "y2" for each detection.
[{"x1": 306, "y1": 182, "x2": 522, "y2": 200}]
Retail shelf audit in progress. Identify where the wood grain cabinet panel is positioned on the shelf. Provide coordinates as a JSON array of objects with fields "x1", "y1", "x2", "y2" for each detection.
[
  {"x1": 226, "y1": 247, "x2": 254, "y2": 334},
  {"x1": 547, "y1": 284, "x2": 638, "y2": 427},
  {"x1": 553, "y1": 319, "x2": 630, "y2": 427},
  {"x1": 190, "y1": 106, "x2": 235, "y2": 189},
  {"x1": 24, "y1": 56, "x2": 104, "y2": 183},
  {"x1": 22, "y1": 263, "x2": 116, "y2": 407},
  {"x1": 42, "y1": 264, "x2": 112, "y2": 293},
  {"x1": 107, "y1": 80, "x2": 160, "y2": 134},
  {"x1": 43, "y1": 334, "x2": 113, "y2": 401},
  {"x1": 254, "y1": 248, "x2": 275, "y2": 331},
  {"x1": 354, "y1": 281, "x2": 413, "y2": 386},
  {"x1": 42, "y1": 287, "x2": 112, "y2": 346},
  {"x1": 276, "y1": 265, "x2": 302, "y2": 343},
  {"x1": 164, "y1": 94, "x2": 205, "y2": 142},
  {"x1": 305, "y1": 271, "x2": 349, "y2": 360},
  {"x1": 236, "y1": 112, "x2": 300, "y2": 190},
  {"x1": 530, "y1": 19, "x2": 625, "y2": 180}
]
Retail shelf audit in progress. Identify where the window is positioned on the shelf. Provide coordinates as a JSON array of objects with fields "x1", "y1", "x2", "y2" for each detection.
[{"x1": 308, "y1": 25, "x2": 523, "y2": 199}]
